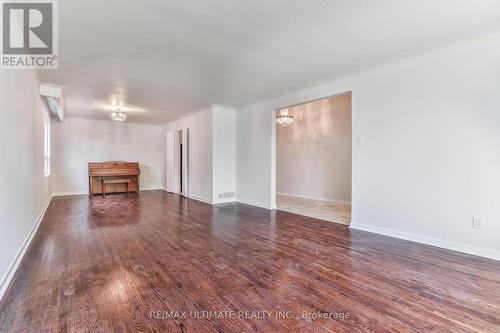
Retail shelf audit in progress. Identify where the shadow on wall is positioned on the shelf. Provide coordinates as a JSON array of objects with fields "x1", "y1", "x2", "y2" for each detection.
[{"x1": 288, "y1": 98, "x2": 335, "y2": 142}]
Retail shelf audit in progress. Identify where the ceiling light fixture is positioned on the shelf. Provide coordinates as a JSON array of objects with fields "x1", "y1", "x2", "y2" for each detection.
[
  {"x1": 111, "y1": 111, "x2": 126, "y2": 122},
  {"x1": 276, "y1": 108, "x2": 294, "y2": 126}
]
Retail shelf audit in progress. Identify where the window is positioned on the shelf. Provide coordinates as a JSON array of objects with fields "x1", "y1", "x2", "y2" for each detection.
[{"x1": 44, "y1": 116, "x2": 51, "y2": 177}]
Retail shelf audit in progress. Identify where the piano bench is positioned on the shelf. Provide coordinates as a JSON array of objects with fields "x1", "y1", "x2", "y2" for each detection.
[{"x1": 102, "y1": 179, "x2": 131, "y2": 197}]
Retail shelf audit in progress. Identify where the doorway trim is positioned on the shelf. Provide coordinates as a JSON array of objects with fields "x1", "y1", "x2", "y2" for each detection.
[{"x1": 166, "y1": 128, "x2": 189, "y2": 197}]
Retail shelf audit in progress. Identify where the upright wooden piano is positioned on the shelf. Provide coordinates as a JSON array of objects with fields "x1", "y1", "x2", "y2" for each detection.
[{"x1": 88, "y1": 161, "x2": 140, "y2": 196}]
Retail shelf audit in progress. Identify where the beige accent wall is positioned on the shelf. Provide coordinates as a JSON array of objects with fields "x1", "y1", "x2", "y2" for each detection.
[{"x1": 277, "y1": 92, "x2": 352, "y2": 202}]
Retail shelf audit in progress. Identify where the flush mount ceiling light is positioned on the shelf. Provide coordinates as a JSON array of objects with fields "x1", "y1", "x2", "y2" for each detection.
[
  {"x1": 276, "y1": 108, "x2": 294, "y2": 126},
  {"x1": 111, "y1": 110, "x2": 126, "y2": 122}
]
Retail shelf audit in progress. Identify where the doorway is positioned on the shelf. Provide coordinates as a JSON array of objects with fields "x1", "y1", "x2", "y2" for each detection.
[
  {"x1": 166, "y1": 128, "x2": 188, "y2": 196},
  {"x1": 274, "y1": 92, "x2": 352, "y2": 225},
  {"x1": 175, "y1": 130, "x2": 183, "y2": 194}
]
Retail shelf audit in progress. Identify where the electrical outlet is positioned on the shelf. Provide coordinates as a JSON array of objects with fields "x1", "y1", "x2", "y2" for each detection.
[{"x1": 472, "y1": 216, "x2": 485, "y2": 230}]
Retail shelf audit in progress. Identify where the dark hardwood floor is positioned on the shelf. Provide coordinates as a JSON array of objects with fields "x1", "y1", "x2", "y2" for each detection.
[{"x1": 1, "y1": 191, "x2": 499, "y2": 332}]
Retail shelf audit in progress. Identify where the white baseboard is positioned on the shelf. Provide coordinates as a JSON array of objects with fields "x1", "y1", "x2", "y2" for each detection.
[
  {"x1": 236, "y1": 198, "x2": 274, "y2": 210},
  {"x1": 188, "y1": 194, "x2": 213, "y2": 205},
  {"x1": 213, "y1": 199, "x2": 236, "y2": 205},
  {"x1": 0, "y1": 196, "x2": 53, "y2": 300},
  {"x1": 140, "y1": 187, "x2": 163, "y2": 191},
  {"x1": 159, "y1": 189, "x2": 211, "y2": 204},
  {"x1": 277, "y1": 192, "x2": 351, "y2": 205},
  {"x1": 53, "y1": 187, "x2": 163, "y2": 197},
  {"x1": 349, "y1": 222, "x2": 500, "y2": 261},
  {"x1": 52, "y1": 191, "x2": 87, "y2": 197},
  {"x1": 163, "y1": 190, "x2": 230, "y2": 206}
]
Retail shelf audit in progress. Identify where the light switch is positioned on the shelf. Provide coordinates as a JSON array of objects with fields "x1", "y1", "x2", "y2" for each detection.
[
  {"x1": 472, "y1": 216, "x2": 485, "y2": 229},
  {"x1": 356, "y1": 136, "x2": 364, "y2": 146}
]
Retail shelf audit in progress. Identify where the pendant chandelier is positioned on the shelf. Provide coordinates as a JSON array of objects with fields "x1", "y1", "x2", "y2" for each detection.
[{"x1": 276, "y1": 109, "x2": 294, "y2": 126}]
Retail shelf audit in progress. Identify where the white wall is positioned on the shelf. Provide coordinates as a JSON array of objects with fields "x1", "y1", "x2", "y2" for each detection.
[
  {"x1": 163, "y1": 108, "x2": 213, "y2": 203},
  {"x1": 0, "y1": 70, "x2": 52, "y2": 296},
  {"x1": 162, "y1": 105, "x2": 237, "y2": 204},
  {"x1": 212, "y1": 105, "x2": 236, "y2": 204},
  {"x1": 236, "y1": 31, "x2": 500, "y2": 259},
  {"x1": 52, "y1": 117, "x2": 162, "y2": 194},
  {"x1": 277, "y1": 93, "x2": 352, "y2": 202},
  {"x1": 236, "y1": 105, "x2": 276, "y2": 209}
]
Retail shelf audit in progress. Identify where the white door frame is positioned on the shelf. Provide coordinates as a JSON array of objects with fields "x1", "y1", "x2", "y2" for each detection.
[
  {"x1": 181, "y1": 128, "x2": 189, "y2": 197},
  {"x1": 166, "y1": 131, "x2": 176, "y2": 193},
  {"x1": 166, "y1": 128, "x2": 189, "y2": 197},
  {"x1": 174, "y1": 132, "x2": 181, "y2": 193}
]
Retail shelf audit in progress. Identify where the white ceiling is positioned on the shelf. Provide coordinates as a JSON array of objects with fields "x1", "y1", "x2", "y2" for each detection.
[{"x1": 39, "y1": 0, "x2": 500, "y2": 123}]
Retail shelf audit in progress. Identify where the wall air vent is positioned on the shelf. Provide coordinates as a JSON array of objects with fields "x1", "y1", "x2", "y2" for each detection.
[{"x1": 218, "y1": 192, "x2": 236, "y2": 199}]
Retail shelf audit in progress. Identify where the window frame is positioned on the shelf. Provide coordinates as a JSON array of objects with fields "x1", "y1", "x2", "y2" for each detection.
[{"x1": 43, "y1": 115, "x2": 51, "y2": 178}]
